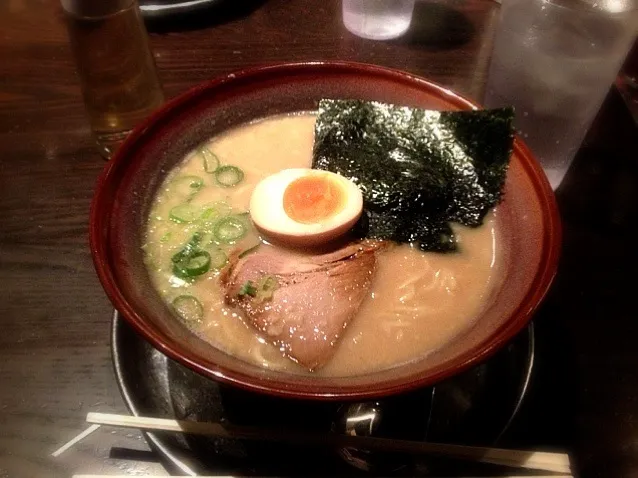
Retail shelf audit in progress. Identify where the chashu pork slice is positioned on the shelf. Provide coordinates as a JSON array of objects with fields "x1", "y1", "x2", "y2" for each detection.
[{"x1": 220, "y1": 242, "x2": 381, "y2": 370}]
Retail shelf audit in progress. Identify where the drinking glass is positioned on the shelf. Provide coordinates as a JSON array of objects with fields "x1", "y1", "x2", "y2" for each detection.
[
  {"x1": 484, "y1": 0, "x2": 638, "y2": 189},
  {"x1": 342, "y1": 0, "x2": 416, "y2": 40},
  {"x1": 62, "y1": 0, "x2": 164, "y2": 158}
]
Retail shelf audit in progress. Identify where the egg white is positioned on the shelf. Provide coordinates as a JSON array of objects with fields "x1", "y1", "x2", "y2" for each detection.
[{"x1": 249, "y1": 168, "x2": 363, "y2": 246}]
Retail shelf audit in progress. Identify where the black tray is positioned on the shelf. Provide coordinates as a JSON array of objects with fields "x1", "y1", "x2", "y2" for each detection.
[{"x1": 112, "y1": 311, "x2": 534, "y2": 476}]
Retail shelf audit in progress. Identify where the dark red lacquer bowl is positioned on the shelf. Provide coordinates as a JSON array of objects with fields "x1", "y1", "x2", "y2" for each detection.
[{"x1": 90, "y1": 62, "x2": 561, "y2": 400}]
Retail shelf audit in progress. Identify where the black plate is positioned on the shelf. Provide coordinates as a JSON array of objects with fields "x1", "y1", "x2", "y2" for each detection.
[
  {"x1": 112, "y1": 311, "x2": 534, "y2": 476},
  {"x1": 139, "y1": 0, "x2": 222, "y2": 18},
  {"x1": 139, "y1": 0, "x2": 265, "y2": 28}
]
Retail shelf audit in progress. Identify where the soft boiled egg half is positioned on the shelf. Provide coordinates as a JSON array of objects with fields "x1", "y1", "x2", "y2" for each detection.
[{"x1": 249, "y1": 168, "x2": 364, "y2": 246}]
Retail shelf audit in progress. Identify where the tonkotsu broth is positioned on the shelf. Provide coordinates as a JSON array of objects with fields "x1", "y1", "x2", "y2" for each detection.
[{"x1": 143, "y1": 114, "x2": 501, "y2": 376}]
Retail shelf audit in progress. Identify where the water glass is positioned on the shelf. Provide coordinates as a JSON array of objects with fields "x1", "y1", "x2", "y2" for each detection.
[
  {"x1": 342, "y1": 0, "x2": 416, "y2": 40},
  {"x1": 484, "y1": 0, "x2": 638, "y2": 189}
]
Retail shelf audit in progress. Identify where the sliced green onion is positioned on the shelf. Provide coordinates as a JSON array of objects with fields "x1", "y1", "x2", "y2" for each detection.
[
  {"x1": 171, "y1": 233, "x2": 202, "y2": 264},
  {"x1": 169, "y1": 203, "x2": 201, "y2": 223},
  {"x1": 236, "y1": 276, "x2": 278, "y2": 301},
  {"x1": 171, "y1": 175, "x2": 204, "y2": 200},
  {"x1": 200, "y1": 200, "x2": 232, "y2": 221},
  {"x1": 173, "y1": 250, "x2": 211, "y2": 278},
  {"x1": 160, "y1": 231, "x2": 172, "y2": 243},
  {"x1": 172, "y1": 295, "x2": 203, "y2": 322},
  {"x1": 238, "y1": 280, "x2": 257, "y2": 298},
  {"x1": 197, "y1": 230, "x2": 216, "y2": 247},
  {"x1": 208, "y1": 247, "x2": 228, "y2": 270},
  {"x1": 214, "y1": 216, "x2": 248, "y2": 244},
  {"x1": 215, "y1": 165, "x2": 244, "y2": 188},
  {"x1": 256, "y1": 275, "x2": 279, "y2": 302},
  {"x1": 201, "y1": 148, "x2": 220, "y2": 173}
]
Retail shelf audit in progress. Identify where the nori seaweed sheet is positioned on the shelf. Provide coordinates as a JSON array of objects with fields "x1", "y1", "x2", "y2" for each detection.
[{"x1": 312, "y1": 99, "x2": 515, "y2": 252}]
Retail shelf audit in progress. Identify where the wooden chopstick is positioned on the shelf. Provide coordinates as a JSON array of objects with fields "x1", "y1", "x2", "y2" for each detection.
[
  {"x1": 87, "y1": 412, "x2": 571, "y2": 474},
  {"x1": 73, "y1": 475, "x2": 574, "y2": 478}
]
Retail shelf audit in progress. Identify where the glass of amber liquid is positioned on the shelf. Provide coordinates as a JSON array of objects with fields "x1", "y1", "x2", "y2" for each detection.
[{"x1": 62, "y1": 0, "x2": 164, "y2": 158}]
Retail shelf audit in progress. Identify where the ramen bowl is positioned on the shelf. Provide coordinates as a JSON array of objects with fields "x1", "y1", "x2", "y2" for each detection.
[{"x1": 90, "y1": 62, "x2": 561, "y2": 400}]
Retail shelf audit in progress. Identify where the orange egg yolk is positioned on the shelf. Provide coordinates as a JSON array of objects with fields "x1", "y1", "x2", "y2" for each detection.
[{"x1": 283, "y1": 175, "x2": 345, "y2": 224}]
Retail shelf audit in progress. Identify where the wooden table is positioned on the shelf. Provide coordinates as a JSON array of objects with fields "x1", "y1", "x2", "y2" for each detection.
[{"x1": 0, "y1": 1, "x2": 636, "y2": 477}]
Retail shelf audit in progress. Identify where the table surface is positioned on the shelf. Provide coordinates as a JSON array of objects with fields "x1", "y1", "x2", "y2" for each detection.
[{"x1": 1, "y1": 1, "x2": 636, "y2": 477}]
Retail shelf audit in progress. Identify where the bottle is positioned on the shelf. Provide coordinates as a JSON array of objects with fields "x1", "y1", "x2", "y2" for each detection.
[{"x1": 62, "y1": 0, "x2": 164, "y2": 158}]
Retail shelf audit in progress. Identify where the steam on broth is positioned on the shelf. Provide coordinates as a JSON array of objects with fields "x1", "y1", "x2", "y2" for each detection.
[{"x1": 144, "y1": 114, "x2": 501, "y2": 377}]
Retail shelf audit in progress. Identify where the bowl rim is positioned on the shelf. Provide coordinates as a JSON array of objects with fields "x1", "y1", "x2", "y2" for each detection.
[{"x1": 90, "y1": 60, "x2": 562, "y2": 400}]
